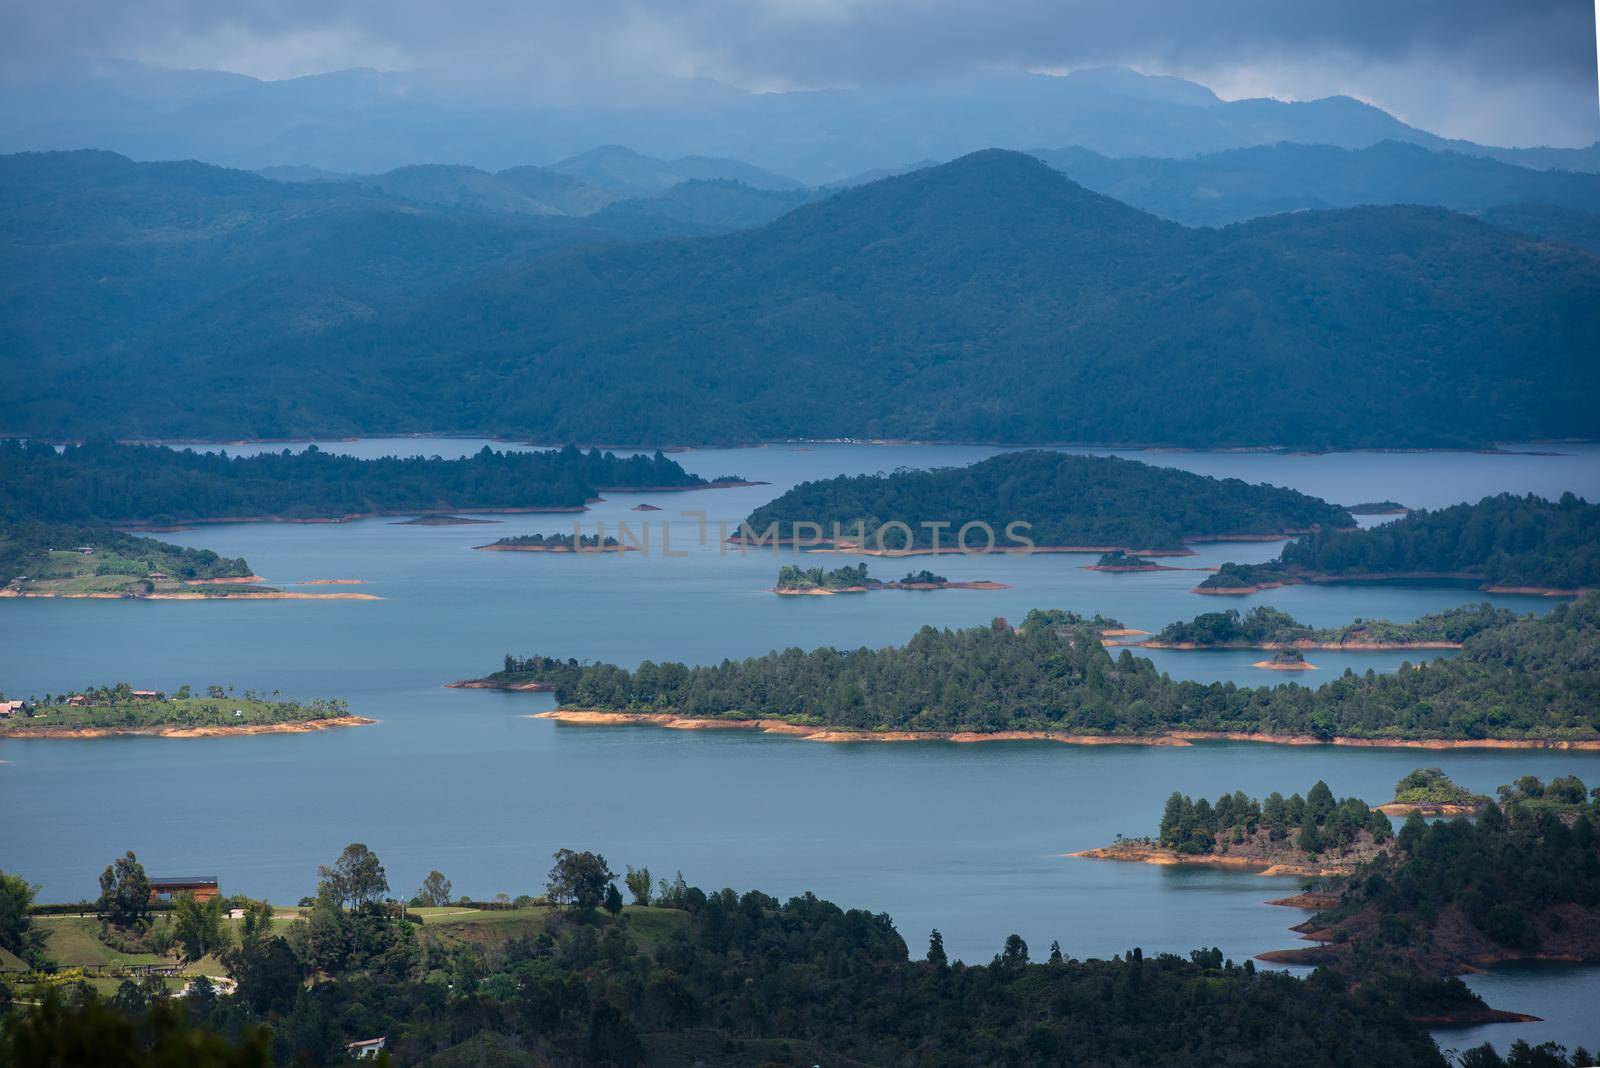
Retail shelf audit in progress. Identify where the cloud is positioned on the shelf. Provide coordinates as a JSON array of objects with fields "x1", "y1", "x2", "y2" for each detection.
[{"x1": 2, "y1": 0, "x2": 1596, "y2": 145}]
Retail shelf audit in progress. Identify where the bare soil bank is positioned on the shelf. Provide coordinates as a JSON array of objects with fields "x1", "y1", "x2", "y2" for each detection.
[{"x1": 0, "y1": 716, "x2": 376, "y2": 739}]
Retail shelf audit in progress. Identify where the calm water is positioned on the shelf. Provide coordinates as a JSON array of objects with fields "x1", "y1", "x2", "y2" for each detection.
[{"x1": 4, "y1": 440, "x2": 1599, "y2": 1054}]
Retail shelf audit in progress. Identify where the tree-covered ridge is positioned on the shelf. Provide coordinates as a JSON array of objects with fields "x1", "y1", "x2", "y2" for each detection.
[
  {"x1": 1198, "y1": 493, "x2": 1600, "y2": 592},
  {"x1": 0, "y1": 440, "x2": 729, "y2": 524},
  {"x1": 1149, "y1": 603, "x2": 1520, "y2": 647},
  {"x1": 0, "y1": 684, "x2": 352, "y2": 734},
  {"x1": 1390, "y1": 768, "x2": 1488, "y2": 809},
  {"x1": 1277, "y1": 779, "x2": 1600, "y2": 980},
  {"x1": 15, "y1": 151, "x2": 1600, "y2": 447},
  {"x1": 483, "y1": 532, "x2": 623, "y2": 549},
  {"x1": 0, "y1": 848, "x2": 1454, "y2": 1068},
  {"x1": 742, "y1": 451, "x2": 1352, "y2": 551},
  {"x1": 775, "y1": 562, "x2": 875, "y2": 590},
  {"x1": 481, "y1": 594, "x2": 1600, "y2": 740},
  {"x1": 0, "y1": 521, "x2": 253, "y2": 588},
  {"x1": 1157, "y1": 780, "x2": 1392, "y2": 858}
]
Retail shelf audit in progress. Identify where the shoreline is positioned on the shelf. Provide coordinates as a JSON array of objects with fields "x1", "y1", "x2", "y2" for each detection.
[
  {"x1": 1375, "y1": 800, "x2": 1485, "y2": 816},
  {"x1": 511, "y1": 709, "x2": 1600, "y2": 750},
  {"x1": 1253, "y1": 659, "x2": 1317, "y2": 670},
  {"x1": 447, "y1": 678, "x2": 557, "y2": 691},
  {"x1": 1123, "y1": 639, "x2": 1463, "y2": 651},
  {"x1": 1066, "y1": 844, "x2": 1364, "y2": 879},
  {"x1": 0, "y1": 589, "x2": 379, "y2": 601},
  {"x1": 0, "y1": 715, "x2": 376, "y2": 739},
  {"x1": 1194, "y1": 573, "x2": 1587, "y2": 597}
]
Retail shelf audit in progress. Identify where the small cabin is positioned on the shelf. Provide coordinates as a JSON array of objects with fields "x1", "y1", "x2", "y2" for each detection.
[
  {"x1": 131, "y1": 690, "x2": 161, "y2": 701},
  {"x1": 346, "y1": 1037, "x2": 387, "y2": 1059},
  {"x1": 0, "y1": 700, "x2": 28, "y2": 717},
  {"x1": 149, "y1": 876, "x2": 219, "y2": 903}
]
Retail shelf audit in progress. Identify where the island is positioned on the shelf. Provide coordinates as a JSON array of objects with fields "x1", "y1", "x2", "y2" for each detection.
[
  {"x1": 772, "y1": 563, "x2": 1010, "y2": 594},
  {"x1": 1343, "y1": 500, "x2": 1411, "y2": 515},
  {"x1": 1071, "y1": 779, "x2": 1395, "y2": 877},
  {"x1": 1257, "y1": 774, "x2": 1600, "y2": 1006},
  {"x1": 392, "y1": 515, "x2": 500, "y2": 525},
  {"x1": 1377, "y1": 767, "x2": 1490, "y2": 816},
  {"x1": 474, "y1": 532, "x2": 634, "y2": 553},
  {"x1": 0, "y1": 521, "x2": 376, "y2": 600},
  {"x1": 735, "y1": 450, "x2": 1353, "y2": 553},
  {"x1": 1195, "y1": 493, "x2": 1598, "y2": 595},
  {"x1": 0, "y1": 439, "x2": 746, "y2": 525},
  {"x1": 1128, "y1": 603, "x2": 1518, "y2": 650},
  {"x1": 455, "y1": 592, "x2": 1600, "y2": 747},
  {"x1": 0, "y1": 684, "x2": 371, "y2": 738},
  {"x1": 1085, "y1": 550, "x2": 1181, "y2": 572},
  {"x1": 1253, "y1": 649, "x2": 1315, "y2": 671}
]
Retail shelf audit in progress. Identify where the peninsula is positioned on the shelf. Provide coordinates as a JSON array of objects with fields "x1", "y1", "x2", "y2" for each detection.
[
  {"x1": 1127, "y1": 603, "x2": 1518, "y2": 651},
  {"x1": 737, "y1": 451, "x2": 1353, "y2": 553},
  {"x1": 772, "y1": 563, "x2": 1010, "y2": 594},
  {"x1": 0, "y1": 521, "x2": 376, "y2": 600},
  {"x1": 0, "y1": 439, "x2": 743, "y2": 525},
  {"x1": 1196, "y1": 493, "x2": 1598, "y2": 595},
  {"x1": 1376, "y1": 768, "x2": 1490, "y2": 816},
  {"x1": 1071, "y1": 779, "x2": 1395, "y2": 878},
  {"x1": 458, "y1": 592, "x2": 1600, "y2": 746},
  {"x1": 0, "y1": 684, "x2": 371, "y2": 738}
]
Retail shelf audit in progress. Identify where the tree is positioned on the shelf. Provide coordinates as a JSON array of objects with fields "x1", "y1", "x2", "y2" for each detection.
[
  {"x1": 317, "y1": 843, "x2": 388, "y2": 909},
  {"x1": 172, "y1": 893, "x2": 227, "y2": 963},
  {"x1": 624, "y1": 865, "x2": 652, "y2": 906},
  {"x1": 412, "y1": 870, "x2": 452, "y2": 908},
  {"x1": 546, "y1": 849, "x2": 617, "y2": 915},
  {"x1": 1048, "y1": 940, "x2": 1064, "y2": 965},
  {"x1": 927, "y1": 929, "x2": 947, "y2": 966},
  {"x1": 236, "y1": 899, "x2": 274, "y2": 952},
  {"x1": 996, "y1": 933, "x2": 1029, "y2": 970},
  {"x1": 0, "y1": 869, "x2": 46, "y2": 967},
  {"x1": 1297, "y1": 815, "x2": 1324, "y2": 856},
  {"x1": 98, "y1": 851, "x2": 152, "y2": 928},
  {"x1": 604, "y1": 883, "x2": 623, "y2": 918}
]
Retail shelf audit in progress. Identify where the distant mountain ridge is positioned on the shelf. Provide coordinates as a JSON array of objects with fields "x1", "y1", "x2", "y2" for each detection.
[
  {"x1": 5, "y1": 60, "x2": 1595, "y2": 181},
  {"x1": 13, "y1": 149, "x2": 1596, "y2": 448}
]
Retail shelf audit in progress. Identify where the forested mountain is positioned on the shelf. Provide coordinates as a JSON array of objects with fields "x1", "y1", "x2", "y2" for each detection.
[
  {"x1": 547, "y1": 145, "x2": 803, "y2": 196},
  {"x1": 0, "y1": 440, "x2": 726, "y2": 523},
  {"x1": 1198, "y1": 493, "x2": 1600, "y2": 593},
  {"x1": 1480, "y1": 203, "x2": 1600, "y2": 256},
  {"x1": 1031, "y1": 141, "x2": 1600, "y2": 228},
  {"x1": 741, "y1": 451, "x2": 1352, "y2": 550},
  {"x1": 16, "y1": 149, "x2": 1597, "y2": 444},
  {"x1": 483, "y1": 593, "x2": 1600, "y2": 741},
  {"x1": 352, "y1": 163, "x2": 622, "y2": 216}
]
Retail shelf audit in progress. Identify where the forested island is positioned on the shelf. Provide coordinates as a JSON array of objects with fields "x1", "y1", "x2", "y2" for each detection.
[
  {"x1": 1259, "y1": 775, "x2": 1600, "y2": 985},
  {"x1": 1074, "y1": 779, "x2": 1395, "y2": 877},
  {"x1": 1378, "y1": 768, "x2": 1490, "y2": 816},
  {"x1": 466, "y1": 593, "x2": 1600, "y2": 745},
  {"x1": 1136, "y1": 603, "x2": 1520, "y2": 650},
  {"x1": 1196, "y1": 494, "x2": 1599, "y2": 595},
  {"x1": 772, "y1": 562, "x2": 1009, "y2": 594},
  {"x1": 475, "y1": 532, "x2": 631, "y2": 553},
  {"x1": 738, "y1": 451, "x2": 1353, "y2": 552},
  {"x1": 1087, "y1": 550, "x2": 1179, "y2": 572},
  {"x1": 0, "y1": 521, "x2": 377, "y2": 600},
  {"x1": 0, "y1": 684, "x2": 369, "y2": 738},
  {"x1": 0, "y1": 439, "x2": 742, "y2": 525},
  {"x1": 1345, "y1": 501, "x2": 1410, "y2": 515},
  {"x1": 0, "y1": 842, "x2": 1475, "y2": 1067}
]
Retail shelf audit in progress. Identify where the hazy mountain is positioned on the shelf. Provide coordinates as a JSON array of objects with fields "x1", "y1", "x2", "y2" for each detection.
[
  {"x1": 547, "y1": 146, "x2": 802, "y2": 196},
  {"x1": 7, "y1": 59, "x2": 1596, "y2": 181},
  {"x1": 1478, "y1": 203, "x2": 1600, "y2": 257},
  {"x1": 588, "y1": 180, "x2": 822, "y2": 234},
  {"x1": 16, "y1": 151, "x2": 1596, "y2": 448},
  {"x1": 353, "y1": 163, "x2": 623, "y2": 216},
  {"x1": 1030, "y1": 141, "x2": 1600, "y2": 227}
]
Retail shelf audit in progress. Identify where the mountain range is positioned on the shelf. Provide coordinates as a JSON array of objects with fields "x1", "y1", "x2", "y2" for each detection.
[
  {"x1": 5, "y1": 60, "x2": 1596, "y2": 181},
  {"x1": 11, "y1": 149, "x2": 1597, "y2": 447}
]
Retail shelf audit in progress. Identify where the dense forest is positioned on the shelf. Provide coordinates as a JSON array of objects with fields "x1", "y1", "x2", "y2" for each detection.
[
  {"x1": 483, "y1": 533, "x2": 624, "y2": 550},
  {"x1": 741, "y1": 451, "x2": 1352, "y2": 551},
  {"x1": 1199, "y1": 494, "x2": 1600, "y2": 592},
  {"x1": 1155, "y1": 780, "x2": 1392, "y2": 858},
  {"x1": 482, "y1": 594, "x2": 1600, "y2": 741},
  {"x1": 1275, "y1": 777, "x2": 1600, "y2": 980},
  {"x1": 0, "y1": 520, "x2": 253, "y2": 586},
  {"x1": 0, "y1": 847, "x2": 1458, "y2": 1067},
  {"x1": 1149, "y1": 604, "x2": 1520, "y2": 647},
  {"x1": 0, "y1": 440, "x2": 726, "y2": 524},
  {"x1": 11, "y1": 151, "x2": 1600, "y2": 447},
  {"x1": 1390, "y1": 768, "x2": 1488, "y2": 809}
]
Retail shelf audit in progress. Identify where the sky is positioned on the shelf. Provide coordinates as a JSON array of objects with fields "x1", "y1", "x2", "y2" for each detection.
[{"x1": 3, "y1": 0, "x2": 1598, "y2": 146}]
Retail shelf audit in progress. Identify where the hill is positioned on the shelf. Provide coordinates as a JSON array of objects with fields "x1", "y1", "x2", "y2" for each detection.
[
  {"x1": 11, "y1": 150, "x2": 1600, "y2": 444},
  {"x1": 1032, "y1": 141, "x2": 1600, "y2": 228},
  {"x1": 740, "y1": 451, "x2": 1353, "y2": 551},
  {"x1": 547, "y1": 145, "x2": 802, "y2": 196}
]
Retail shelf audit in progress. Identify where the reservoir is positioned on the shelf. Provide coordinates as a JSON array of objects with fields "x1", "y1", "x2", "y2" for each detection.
[{"x1": 4, "y1": 440, "x2": 1598, "y2": 1053}]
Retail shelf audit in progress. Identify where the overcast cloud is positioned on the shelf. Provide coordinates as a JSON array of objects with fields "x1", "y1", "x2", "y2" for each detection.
[{"x1": 3, "y1": 0, "x2": 1597, "y2": 146}]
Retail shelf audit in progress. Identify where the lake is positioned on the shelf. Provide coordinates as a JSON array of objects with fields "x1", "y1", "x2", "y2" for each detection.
[{"x1": 4, "y1": 440, "x2": 1599, "y2": 1054}]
